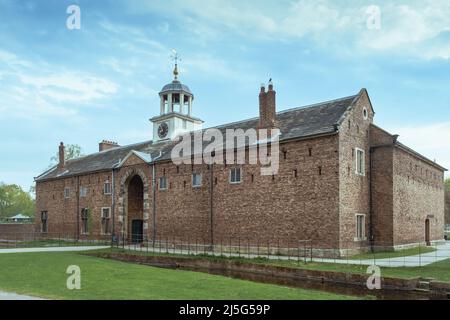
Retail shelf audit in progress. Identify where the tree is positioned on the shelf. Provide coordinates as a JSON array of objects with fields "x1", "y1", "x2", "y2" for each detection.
[
  {"x1": 49, "y1": 144, "x2": 84, "y2": 168},
  {"x1": 0, "y1": 183, "x2": 35, "y2": 220}
]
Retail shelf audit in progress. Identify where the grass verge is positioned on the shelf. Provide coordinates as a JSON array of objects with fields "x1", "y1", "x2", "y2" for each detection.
[
  {"x1": 0, "y1": 252, "x2": 357, "y2": 300},
  {"x1": 348, "y1": 246, "x2": 436, "y2": 260},
  {"x1": 92, "y1": 247, "x2": 450, "y2": 283}
]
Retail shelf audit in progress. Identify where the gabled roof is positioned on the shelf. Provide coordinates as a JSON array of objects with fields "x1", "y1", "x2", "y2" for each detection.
[
  {"x1": 35, "y1": 91, "x2": 361, "y2": 182},
  {"x1": 116, "y1": 150, "x2": 153, "y2": 167}
]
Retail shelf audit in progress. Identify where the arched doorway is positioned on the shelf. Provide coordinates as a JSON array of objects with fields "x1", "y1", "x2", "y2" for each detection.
[
  {"x1": 128, "y1": 175, "x2": 144, "y2": 243},
  {"x1": 425, "y1": 219, "x2": 430, "y2": 246}
]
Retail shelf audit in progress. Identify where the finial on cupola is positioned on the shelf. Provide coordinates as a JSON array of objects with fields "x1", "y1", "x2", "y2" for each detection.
[{"x1": 171, "y1": 49, "x2": 181, "y2": 81}]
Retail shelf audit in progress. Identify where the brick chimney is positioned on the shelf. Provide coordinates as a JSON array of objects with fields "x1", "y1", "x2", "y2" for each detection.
[
  {"x1": 99, "y1": 140, "x2": 119, "y2": 152},
  {"x1": 258, "y1": 80, "x2": 277, "y2": 128},
  {"x1": 58, "y1": 142, "x2": 65, "y2": 170}
]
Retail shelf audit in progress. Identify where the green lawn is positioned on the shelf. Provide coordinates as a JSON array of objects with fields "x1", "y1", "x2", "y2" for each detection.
[
  {"x1": 95, "y1": 248, "x2": 450, "y2": 283},
  {"x1": 348, "y1": 246, "x2": 436, "y2": 260},
  {"x1": 0, "y1": 252, "x2": 356, "y2": 300}
]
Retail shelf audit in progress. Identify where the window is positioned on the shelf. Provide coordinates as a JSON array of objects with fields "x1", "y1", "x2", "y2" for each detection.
[
  {"x1": 80, "y1": 186, "x2": 88, "y2": 197},
  {"x1": 192, "y1": 173, "x2": 202, "y2": 187},
  {"x1": 64, "y1": 187, "x2": 70, "y2": 199},
  {"x1": 363, "y1": 107, "x2": 369, "y2": 120},
  {"x1": 182, "y1": 119, "x2": 187, "y2": 129},
  {"x1": 81, "y1": 208, "x2": 89, "y2": 234},
  {"x1": 355, "y1": 148, "x2": 365, "y2": 176},
  {"x1": 101, "y1": 208, "x2": 111, "y2": 235},
  {"x1": 356, "y1": 214, "x2": 366, "y2": 240},
  {"x1": 41, "y1": 211, "x2": 48, "y2": 233},
  {"x1": 229, "y1": 168, "x2": 242, "y2": 184},
  {"x1": 159, "y1": 177, "x2": 168, "y2": 190},
  {"x1": 103, "y1": 181, "x2": 111, "y2": 195}
]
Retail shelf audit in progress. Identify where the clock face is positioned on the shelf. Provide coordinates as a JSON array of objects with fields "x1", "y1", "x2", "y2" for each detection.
[{"x1": 157, "y1": 122, "x2": 169, "y2": 139}]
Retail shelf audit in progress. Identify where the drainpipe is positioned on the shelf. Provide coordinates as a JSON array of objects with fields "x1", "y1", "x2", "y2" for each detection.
[
  {"x1": 152, "y1": 163, "x2": 156, "y2": 245},
  {"x1": 369, "y1": 147, "x2": 374, "y2": 252},
  {"x1": 151, "y1": 151, "x2": 163, "y2": 245},
  {"x1": 111, "y1": 169, "x2": 115, "y2": 246},
  {"x1": 76, "y1": 176, "x2": 80, "y2": 241},
  {"x1": 209, "y1": 164, "x2": 214, "y2": 247}
]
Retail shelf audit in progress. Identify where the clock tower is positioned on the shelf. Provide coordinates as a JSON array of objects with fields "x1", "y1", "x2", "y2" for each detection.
[{"x1": 150, "y1": 57, "x2": 203, "y2": 142}]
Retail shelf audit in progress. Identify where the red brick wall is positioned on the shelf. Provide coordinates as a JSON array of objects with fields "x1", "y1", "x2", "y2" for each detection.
[
  {"x1": 35, "y1": 171, "x2": 114, "y2": 239},
  {"x1": 392, "y1": 147, "x2": 445, "y2": 246},
  {"x1": 0, "y1": 223, "x2": 35, "y2": 240},
  {"x1": 445, "y1": 184, "x2": 450, "y2": 225},
  {"x1": 369, "y1": 125, "x2": 445, "y2": 247},
  {"x1": 338, "y1": 91, "x2": 373, "y2": 248}
]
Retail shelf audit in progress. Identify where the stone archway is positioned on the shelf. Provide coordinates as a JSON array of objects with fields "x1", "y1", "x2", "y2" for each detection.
[{"x1": 117, "y1": 168, "x2": 150, "y2": 242}]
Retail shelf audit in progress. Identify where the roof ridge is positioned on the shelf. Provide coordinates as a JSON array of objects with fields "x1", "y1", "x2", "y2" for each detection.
[
  {"x1": 65, "y1": 139, "x2": 154, "y2": 164},
  {"x1": 209, "y1": 93, "x2": 359, "y2": 130}
]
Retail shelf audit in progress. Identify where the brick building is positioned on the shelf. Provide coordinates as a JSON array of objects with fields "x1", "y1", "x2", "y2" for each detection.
[
  {"x1": 445, "y1": 183, "x2": 450, "y2": 226},
  {"x1": 34, "y1": 70, "x2": 447, "y2": 256}
]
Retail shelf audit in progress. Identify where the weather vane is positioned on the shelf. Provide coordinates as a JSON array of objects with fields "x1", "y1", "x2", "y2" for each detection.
[{"x1": 171, "y1": 49, "x2": 181, "y2": 80}]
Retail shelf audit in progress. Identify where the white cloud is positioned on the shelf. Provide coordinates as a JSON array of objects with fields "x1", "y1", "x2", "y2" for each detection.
[
  {"x1": 125, "y1": 0, "x2": 450, "y2": 60},
  {"x1": 0, "y1": 49, "x2": 119, "y2": 119},
  {"x1": 389, "y1": 122, "x2": 450, "y2": 176},
  {"x1": 18, "y1": 72, "x2": 118, "y2": 103}
]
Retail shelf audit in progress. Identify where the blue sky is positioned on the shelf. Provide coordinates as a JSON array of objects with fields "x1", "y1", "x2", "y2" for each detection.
[{"x1": 1, "y1": 0, "x2": 450, "y2": 191}]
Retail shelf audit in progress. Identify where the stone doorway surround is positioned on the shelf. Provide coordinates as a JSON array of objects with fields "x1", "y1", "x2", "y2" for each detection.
[{"x1": 117, "y1": 168, "x2": 150, "y2": 241}]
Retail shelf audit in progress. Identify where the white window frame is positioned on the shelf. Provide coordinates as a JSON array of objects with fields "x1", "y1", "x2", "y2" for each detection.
[
  {"x1": 355, "y1": 148, "x2": 365, "y2": 176},
  {"x1": 101, "y1": 207, "x2": 111, "y2": 235},
  {"x1": 159, "y1": 177, "x2": 168, "y2": 190},
  {"x1": 79, "y1": 186, "x2": 88, "y2": 198},
  {"x1": 103, "y1": 181, "x2": 112, "y2": 195},
  {"x1": 192, "y1": 172, "x2": 202, "y2": 188},
  {"x1": 229, "y1": 167, "x2": 243, "y2": 184},
  {"x1": 355, "y1": 214, "x2": 366, "y2": 241},
  {"x1": 64, "y1": 187, "x2": 70, "y2": 199}
]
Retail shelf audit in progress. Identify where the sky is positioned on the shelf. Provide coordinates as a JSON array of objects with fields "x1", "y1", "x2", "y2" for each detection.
[{"x1": 0, "y1": 0, "x2": 450, "y2": 192}]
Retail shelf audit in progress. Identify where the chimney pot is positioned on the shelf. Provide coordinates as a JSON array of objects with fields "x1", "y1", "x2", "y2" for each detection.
[
  {"x1": 259, "y1": 80, "x2": 276, "y2": 128},
  {"x1": 99, "y1": 140, "x2": 120, "y2": 152},
  {"x1": 58, "y1": 142, "x2": 65, "y2": 170}
]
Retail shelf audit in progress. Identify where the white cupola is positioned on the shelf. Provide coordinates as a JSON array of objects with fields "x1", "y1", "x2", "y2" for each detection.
[{"x1": 150, "y1": 53, "x2": 203, "y2": 142}]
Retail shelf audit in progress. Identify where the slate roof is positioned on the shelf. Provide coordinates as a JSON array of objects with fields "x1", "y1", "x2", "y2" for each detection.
[
  {"x1": 35, "y1": 91, "x2": 362, "y2": 182},
  {"x1": 160, "y1": 80, "x2": 193, "y2": 95}
]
